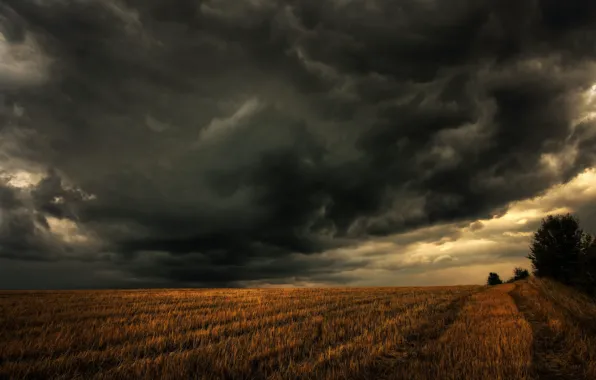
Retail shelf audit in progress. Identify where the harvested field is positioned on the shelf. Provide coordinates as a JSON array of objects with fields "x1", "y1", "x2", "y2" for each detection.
[{"x1": 1, "y1": 280, "x2": 596, "y2": 379}]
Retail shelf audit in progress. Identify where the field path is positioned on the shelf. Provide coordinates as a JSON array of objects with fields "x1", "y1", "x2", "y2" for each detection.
[
  {"x1": 365, "y1": 283, "x2": 533, "y2": 380},
  {"x1": 510, "y1": 282, "x2": 588, "y2": 380}
]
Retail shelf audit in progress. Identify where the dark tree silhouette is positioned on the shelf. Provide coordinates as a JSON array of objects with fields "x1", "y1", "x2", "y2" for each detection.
[
  {"x1": 527, "y1": 213, "x2": 590, "y2": 285},
  {"x1": 579, "y1": 241, "x2": 596, "y2": 295},
  {"x1": 487, "y1": 272, "x2": 503, "y2": 286},
  {"x1": 512, "y1": 267, "x2": 530, "y2": 281}
]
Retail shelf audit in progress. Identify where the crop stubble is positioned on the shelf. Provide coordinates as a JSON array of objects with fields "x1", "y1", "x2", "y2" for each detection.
[{"x1": 2, "y1": 281, "x2": 595, "y2": 380}]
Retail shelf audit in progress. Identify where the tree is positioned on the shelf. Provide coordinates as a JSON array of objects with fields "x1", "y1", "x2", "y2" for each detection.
[
  {"x1": 487, "y1": 272, "x2": 503, "y2": 286},
  {"x1": 512, "y1": 267, "x2": 530, "y2": 281},
  {"x1": 528, "y1": 213, "x2": 589, "y2": 285},
  {"x1": 578, "y1": 240, "x2": 596, "y2": 295}
]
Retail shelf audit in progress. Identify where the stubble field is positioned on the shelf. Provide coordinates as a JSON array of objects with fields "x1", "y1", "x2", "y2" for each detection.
[{"x1": 1, "y1": 278, "x2": 595, "y2": 380}]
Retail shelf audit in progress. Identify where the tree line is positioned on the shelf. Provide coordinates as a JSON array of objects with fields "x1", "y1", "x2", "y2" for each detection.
[{"x1": 487, "y1": 213, "x2": 596, "y2": 296}]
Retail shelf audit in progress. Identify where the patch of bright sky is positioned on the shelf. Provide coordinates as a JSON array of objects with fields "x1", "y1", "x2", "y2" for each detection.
[
  {"x1": 4, "y1": 169, "x2": 44, "y2": 188},
  {"x1": 46, "y1": 217, "x2": 91, "y2": 244}
]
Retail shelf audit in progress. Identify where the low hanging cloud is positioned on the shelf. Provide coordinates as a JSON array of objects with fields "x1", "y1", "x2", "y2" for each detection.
[{"x1": 1, "y1": 0, "x2": 596, "y2": 288}]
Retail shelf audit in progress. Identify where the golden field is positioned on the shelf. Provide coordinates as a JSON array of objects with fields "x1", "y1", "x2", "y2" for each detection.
[{"x1": 1, "y1": 279, "x2": 595, "y2": 380}]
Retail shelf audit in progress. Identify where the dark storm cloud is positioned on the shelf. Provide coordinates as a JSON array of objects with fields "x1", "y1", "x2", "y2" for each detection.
[
  {"x1": 0, "y1": 176, "x2": 61, "y2": 260},
  {"x1": 0, "y1": 3, "x2": 25, "y2": 43},
  {"x1": 0, "y1": 171, "x2": 109, "y2": 265},
  {"x1": 1, "y1": 0, "x2": 596, "y2": 287}
]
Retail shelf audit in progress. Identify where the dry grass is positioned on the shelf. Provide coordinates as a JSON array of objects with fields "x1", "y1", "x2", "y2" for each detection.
[
  {"x1": 511, "y1": 278, "x2": 596, "y2": 379},
  {"x1": 1, "y1": 281, "x2": 596, "y2": 379},
  {"x1": 387, "y1": 283, "x2": 534, "y2": 380}
]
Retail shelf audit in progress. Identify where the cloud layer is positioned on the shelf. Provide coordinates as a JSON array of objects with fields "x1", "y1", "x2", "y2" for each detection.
[{"x1": 1, "y1": 0, "x2": 596, "y2": 287}]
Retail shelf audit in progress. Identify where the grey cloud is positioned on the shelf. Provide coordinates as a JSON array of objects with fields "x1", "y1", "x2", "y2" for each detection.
[
  {"x1": 0, "y1": 179, "x2": 58, "y2": 260},
  {"x1": 469, "y1": 221, "x2": 484, "y2": 232},
  {"x1": 433, "y1": 255, "x2": 455, "y2": 264},
  {"x1": 0, "y1": 173, "x2": 104, "y2": 262},
  {"x1": 1, "y1": 0, "x2": 596, "y2": 287}
]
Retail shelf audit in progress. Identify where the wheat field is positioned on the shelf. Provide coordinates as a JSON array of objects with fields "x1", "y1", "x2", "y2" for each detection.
[{"x1": 1, "y1": 279, "x2": 595, "y2": 379}]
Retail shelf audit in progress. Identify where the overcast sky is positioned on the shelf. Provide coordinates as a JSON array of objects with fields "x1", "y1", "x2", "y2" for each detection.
[{"x1": 1, "y1": 0, "x2": 596, "y2": 289}]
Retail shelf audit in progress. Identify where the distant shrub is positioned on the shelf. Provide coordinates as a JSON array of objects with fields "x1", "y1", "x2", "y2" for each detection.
[
  {"x1": 487, "y1": 272, "x2": 503, "y2": 286},
  {"x1": 505, "y1": 268, "x2": 530, "y2": 283},
  {"x1": 513, "y1": 267, "x2": 530, "y2": 281}
]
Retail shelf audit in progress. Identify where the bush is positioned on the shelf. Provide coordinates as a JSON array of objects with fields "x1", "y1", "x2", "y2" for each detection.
[
  {"x1": 513, "y1": 267, "x2": 530, "y2": 281},
  {"x1": 487, "y1": 272, "x2": 503, "y2": 286},
  {"x1": 505, "y1": 268, "x2": 530, "y2": 283}
]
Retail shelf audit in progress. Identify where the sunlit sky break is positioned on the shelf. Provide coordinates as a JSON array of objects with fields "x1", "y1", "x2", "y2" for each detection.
[{"x1": 1, "y1": 0, "x2": 596, "y2": 289}]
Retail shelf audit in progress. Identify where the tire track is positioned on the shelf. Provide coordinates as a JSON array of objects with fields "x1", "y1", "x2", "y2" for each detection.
[
  {"x1": 350, "y1": 290, "x2": 474, "y2": 380},
  {"x1": 510, "y1": 282, "x2": 587, "y2": 380}
]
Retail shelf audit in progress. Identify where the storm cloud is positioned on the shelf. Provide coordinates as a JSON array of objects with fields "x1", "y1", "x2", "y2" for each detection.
[{"x1": 1, "y1": 0, "x2": 596, "y2": 287}]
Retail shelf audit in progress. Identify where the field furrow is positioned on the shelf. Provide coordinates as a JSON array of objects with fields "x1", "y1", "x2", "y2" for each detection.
[
  {"x1": 510, "y1": 279, "x2": 596, "y2": 380},
  {"x1": 371, "y1": 283, "x2": 534, "y2": 380}
]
